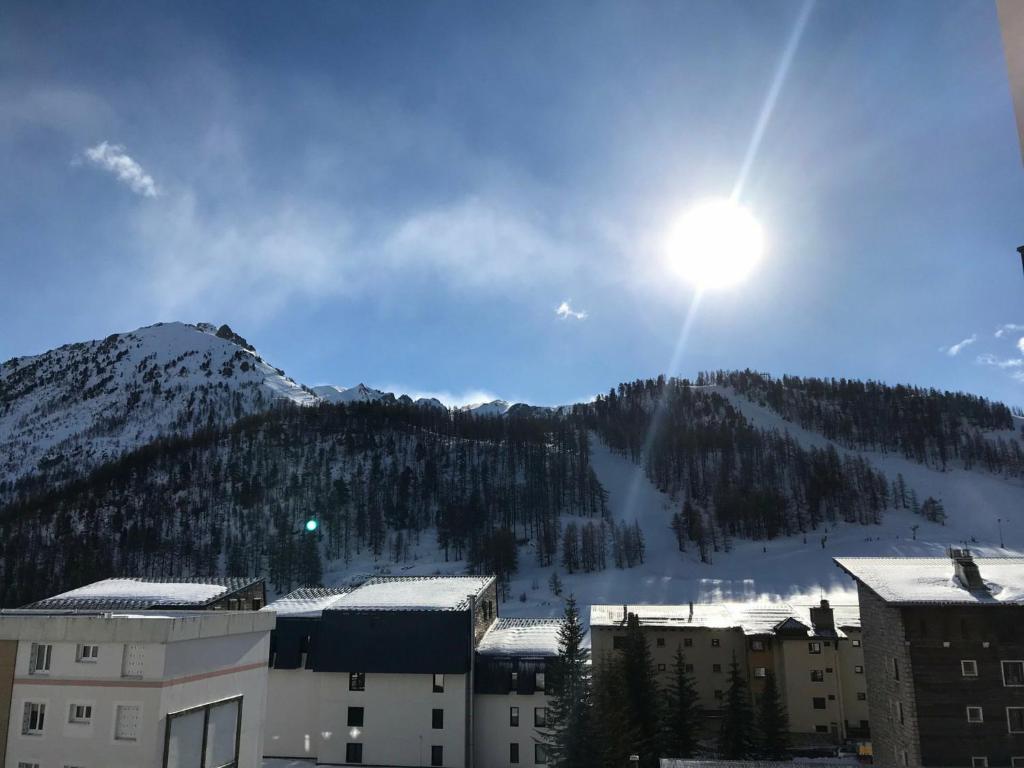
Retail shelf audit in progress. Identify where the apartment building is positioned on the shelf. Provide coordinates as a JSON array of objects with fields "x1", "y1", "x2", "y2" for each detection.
[
  {"x1": 263, "y1": 575, "x2": 502, "y2": 767},
  {"x1": 473, "y1": 617, "x2": 561, "y2": 768},
  {"x1": 836, "y1": 551, "x2": 1024, "y2": 768},
  {"x1": 590, "y1": 600, "x2": 867, "y2": 746},
  {"x1": 0, "y1": 607, "x2": 274, "y2": 768}
]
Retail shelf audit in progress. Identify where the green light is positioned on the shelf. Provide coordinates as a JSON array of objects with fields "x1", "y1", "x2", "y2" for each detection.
[{"x1": 305, "y1": 519, "x2": 318, "y2": 532}]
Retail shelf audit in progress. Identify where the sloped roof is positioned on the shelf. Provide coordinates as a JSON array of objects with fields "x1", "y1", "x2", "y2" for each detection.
[
  {"x1": 477, "y1": 618, "x2": 563, "y2": 657},
  {"x1": 327, "y1": 575, "x2": 495, "y2": 612},
  {"x1": 263, "y1": 586, "x2": 355, "y2": 617},
  {"x1": 835, "y1": 557, "x2": 1024, "y2": 605},
  {"x1": 23, "y1": 576, "x2": 261, "y2": 610}
]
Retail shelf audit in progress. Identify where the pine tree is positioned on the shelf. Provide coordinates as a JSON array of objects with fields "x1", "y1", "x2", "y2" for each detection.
[
  {"x1": 591, "y1": 657, "x2": 634, "y2": 768},
  {"x1": 542, "y1": 595, "x2": 593, "y2": 768},
  {"x1": 718, "y1": 654, "x2": 756, "y2": 759},
  {"x1": 620, "y1": 613, "x2": 662, "y2": 768},
  {"x1": 662, "y1": 645, "x2": 700, "y2": 758},
  {"x1": 756, "y1": 671, "x2": 789, "y2": 759}
]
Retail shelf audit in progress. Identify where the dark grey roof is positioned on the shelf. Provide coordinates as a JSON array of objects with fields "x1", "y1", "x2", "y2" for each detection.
[{"x1": 23, "y1": 576, "x2": 262, "y2": 610}]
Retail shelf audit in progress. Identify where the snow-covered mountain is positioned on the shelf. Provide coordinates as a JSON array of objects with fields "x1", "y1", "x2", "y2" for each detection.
[
  {"x1": 0, "y1": 322, "x2": 316, "y2": 488},
  {"x1": 312, "y1": 383, "x2": 395, "y2": 404}
]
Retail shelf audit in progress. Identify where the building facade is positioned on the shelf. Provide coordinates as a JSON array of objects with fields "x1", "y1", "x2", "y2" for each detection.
[
  {"x1": 0, "y1": 608, "x2": 274, "y2": 768},
  {"x1": 590, "y1": 600, "x2": 868, "y2": 747},
  {"x1": 836, "y1": 551, "x2": 1024, "y2": 768}
]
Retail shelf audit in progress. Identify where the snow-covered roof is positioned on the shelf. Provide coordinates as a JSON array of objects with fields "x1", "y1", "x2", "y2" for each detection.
[
  {"x1": 327, "y1": 576, "x2": 494, "y2": 612},
  {"x1": 477, "y1": 618, "x2": 563, "y2": 657},
  {"x1": 263, "y1": 586, "x2": 355, "y2": 617},
  {"x1": 661, "y1": 761, "x2": 856, "y2": 768},
  {"x1": 590, "y1": 601, "x2": 861, "y2": 637},
  {"x1": 25, "y1": 577, "x2": 259, "y2": 610},
  {"x1": 835, "y1": 556, "x2": 1024, "y2": 605}
]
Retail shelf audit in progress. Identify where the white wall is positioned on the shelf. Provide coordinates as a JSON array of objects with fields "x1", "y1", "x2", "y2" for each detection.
[
  {"x1": 264, "y1": 667, "x2": 321, "y2": 760},
  {"x1": 474, "y1": 692, "x2": 550, "y2": 768}
]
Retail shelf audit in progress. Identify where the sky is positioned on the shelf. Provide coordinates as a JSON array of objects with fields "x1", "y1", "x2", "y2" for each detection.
[{"x1": 2, "y1": 0, "x2": 1024, "y2": 408}]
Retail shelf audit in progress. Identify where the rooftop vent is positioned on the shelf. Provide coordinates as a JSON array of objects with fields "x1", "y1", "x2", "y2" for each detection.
[{"x1": 949, "y1": 548, "x2": 988, "y2": 592}]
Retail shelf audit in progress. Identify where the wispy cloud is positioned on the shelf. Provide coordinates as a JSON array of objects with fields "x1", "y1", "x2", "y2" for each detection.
[
  {"x1": 995, "y1": 323, "x2": 1024, "y2": 339},
  {"x1": 555, "y1": 300, "x2": 588, "y2": 320},
  {"x1": 976, "y1": 353, "x2": 1024, "y2": 369},
  {"x1": 1018, "y1": 337, "x2": 1024, "y2": 355},
  {"x1": 942, "y1": 334, "x2": 976, "y2": 356},
  {"x1": 81, "y1": 141, "x2": 158, "y2": 197}
]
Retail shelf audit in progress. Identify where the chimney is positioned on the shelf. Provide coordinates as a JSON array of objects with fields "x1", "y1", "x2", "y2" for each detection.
[
  {"x1": 950, "y1": 548, "x2": 987, "y2": 591},
  {"x1": 688, "y1": 601, "x2": 694, "y2": 622},
  {"x1": 622, "y1": 604, "x2": 628, "y2": 624},
  {"x1": 810, "y1": 599, "x2": 834, "y2": 631}
]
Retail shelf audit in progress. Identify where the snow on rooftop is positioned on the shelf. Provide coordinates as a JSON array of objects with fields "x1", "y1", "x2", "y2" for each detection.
[
  {"x1": 477, "y1": 618, "x2": 563, "y2": 657},
  {"x1": 590, "y1": 601, "x2": 861, "y2": 636},
  {"x1": 263, "y1": 587, "x2": 354, "y2": 617},
  {"x1": 328, "y1": 576, "x2": 494, "y2": 611},
  {"x1": 835, "y1": 557, "x2": 1024, "y2": 605},
  {"x1": 45, "y1": 578, "x2": 228, "y2": 606}
]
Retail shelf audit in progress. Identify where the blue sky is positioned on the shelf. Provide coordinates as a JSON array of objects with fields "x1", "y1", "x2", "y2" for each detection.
[{"x1": 2, "y1": 0, "x2": 1024, "y2": 407}]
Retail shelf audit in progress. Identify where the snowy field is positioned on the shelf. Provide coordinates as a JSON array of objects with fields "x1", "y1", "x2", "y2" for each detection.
[{"x1": 309, "y1": 387, "x2": 1024, "y2": 632}]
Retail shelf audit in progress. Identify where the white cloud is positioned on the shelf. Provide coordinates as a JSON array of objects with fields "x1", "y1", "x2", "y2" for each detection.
[
  {"x1": 976, "y1": 353, "x2": 1024, "y2": 369},
  {"x1": 942, "y1": 334, "x2": 976, "y2": 356},
  {"x1": 1018, "y1": 337, "x2": 1024, "y2": 355},
  {"x1": 995, "y1": 323, "x2": 1024, "y2": 338},
  {"x1": 81, "y1": 141, "x2": 158, "y2": 197},
  {"x1": 384, "y1": 386, "x2": 507, "y2": 408},
  {"x1": 555, "y1": 300, "x2": 588, "y2": 320}
]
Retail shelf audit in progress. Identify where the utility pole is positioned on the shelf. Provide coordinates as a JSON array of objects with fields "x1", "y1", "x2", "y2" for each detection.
[{"x1": 998, "y1": 517, "x2": 1005, "y2": 549}]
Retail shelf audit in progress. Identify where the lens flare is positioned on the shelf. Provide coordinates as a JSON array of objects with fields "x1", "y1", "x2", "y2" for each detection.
[{"x1": 667, "y1": 199, "x2": 764, "y2": 289}]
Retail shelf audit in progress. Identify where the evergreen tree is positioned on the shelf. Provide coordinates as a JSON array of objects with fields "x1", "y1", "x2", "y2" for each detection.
[
  {"x1": 591, "y1": 657, "x2": 634, "y2": 768},
  {"x1": 619, "y1": 613, "x2": 662, "y2": 768},
  {"x1": 756, "y1": 671, "x2": 789, "y2": 759},
  {"x1": 718, "y1": 654, "x2": 756, "y2": 759},
  {"x1": 662, "y1": 644, "x2": 700, "y2": 758},
  {"x1": 542, "y1": 595, "x2": 593, "y2": 768}
]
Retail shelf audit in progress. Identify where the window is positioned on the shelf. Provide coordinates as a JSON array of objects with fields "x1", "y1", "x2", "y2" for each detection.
[
  {"x1": 857, "y1": 692, "x2": 867, "y2": 701},
  {"x1": 535, "y1": 744, "x2": 548, "y2": 765},
  {"x1": 534, "y1": 707, "x2": 547, "y2": 727},
  {"x1": 510, "y1": 743, "x2": 520, "y2": 764},
  {"x1": 656, "y1": 637, "x2": 665, "y2": 647},
  {"x1": 811, "y1": 670, "x2": 824, "y2": 682},
  {"x1": 684, "y1": 663, "x2": 694, "y2": 673},
  {"x1": 852, "y1": 639, "x2": 861, "y2": 647},
  {"x1": 812, "y1": 697, "x2": 826, "y2": 710},
  {"x1": 815, "y1": 725, "x2": 829, "y2": 733},
  {"x1": 18, "y1": 763, "x2": 40, "y2": 768},
  {"x1": 432, "y1": 708, "x2": 444, "y2": 729},
  {"x1": 69, "y1": 703, "x2": 93, "y2": 724},
  {"x1": 511, "y1": 671, "x2": 519, "y2": 690},
  {"x1": 712, "y1": 664, "x2": 722, "y2": 673},
  {"x1": 510, "y1": 706, "x2": 519, "y2": 727},
  {"x1": 896, "y1": 701, "x2": 904, "y2": 724},
  {"x1": 711, "y1": 638, "x2": 720, "y2": 647},
  {"x1": 349, "y1": 672, "x2": 365, "y2": 691},
  {"x1": 29, "y1": 643, "x2": 51, "y2": 674},
  {"x1": 854, "y1": 665, "x2": 864, "y2": 674},
  {"x1": 714, "y1": 689, "x2": 723, "y2": 700},
  {"x1": 536, "y1": 671, "x2": 545, "y2": 691},
  {"x1": 1010, "y1": 757, "x2": 1024, "y2": 767},
  {"x1": 347, "y1": 707, "x2": 364, "y2": 727},
  {"x1": 115, "y1": 704, "x2": 140, "y2": 741},
  {"x1": 967, "y1": 706, "x2": 984, "y2": 723},
  {"x1": 960, "y1": 659, "x2": 978, "y2": 676},
  {"x1": 1009, "y1": 707, "x2": 1024, "y2": 733},
  {"x1": 751, "y1": 639, "x2": 765, "y2": 651},
  {"x1": 431, "y1": 745, "x2": 443, "y2": 767},
  {"x1": 658, "y1": 663, "x2": 666, "y2": 672},
  {"x1": 76, "y1": 644, "x2": 99, "y2": 663},
  {"x1": 612, "y1": 636, "x2": 627, "y2": 650},
  {"x1": 346, "y1": 743, "x2": 363, "y2": 764},
  {"x1": 754, "y1": 667, "x2": 766, "y2": 678},
  {"x1": 808, "y1": 642, "x2": 821, "y2": 654},
  {"x1": 825, "y1": 667, "x2": 833, "y2": 673},
  {"x1": 433, "y1": 673, "x2": 445, "y2": 693},
  {"x1": 893, "y1": 657, "x2": 900, "y2": 681},
  {"x1": 1003, "y1": 661, "x2": 1024, "y2": 686},
  {"x1": 972, "y1": 759, "x2": 989, "y2": 768},
  {"x1": 22, "y1": 702, "x2": 46, "y2": 734},
  {"x1": 683, "y1": 638, "x2": 693, "y2": 648}
]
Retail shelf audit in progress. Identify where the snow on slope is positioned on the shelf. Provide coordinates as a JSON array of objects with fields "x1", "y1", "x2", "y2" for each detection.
[
  {"x1": 0, "y1": 322, "x2": 316, "y2": 485},
  {"x1": 312, "y1": 383, "x2": 394, "y2": 404}
]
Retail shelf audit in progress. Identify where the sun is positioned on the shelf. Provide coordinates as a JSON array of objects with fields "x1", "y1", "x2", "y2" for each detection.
[{"x1": 666, "y1": 199, "x2": 765, "y2": 289}]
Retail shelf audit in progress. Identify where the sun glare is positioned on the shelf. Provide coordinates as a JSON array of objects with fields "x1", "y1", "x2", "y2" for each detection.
[{"x1": 667, "y1": 199, "x2": 764, "y2": 290}]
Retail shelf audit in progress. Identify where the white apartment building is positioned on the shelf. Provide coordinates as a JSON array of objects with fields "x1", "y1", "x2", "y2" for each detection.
[
  {"x1": 0, "y1": 577, "x2": 275, "y2": 768},
  {"x1": 262, "y1": 576, "x2": 558, "y2": 768}
]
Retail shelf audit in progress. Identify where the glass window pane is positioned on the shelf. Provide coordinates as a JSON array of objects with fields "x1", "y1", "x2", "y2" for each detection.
[
  {"x1": 166, "y1": 709, "x2": 205, "y2": 768},
  {"x1": 205, "y1": 699, "x2": 240, "y2": 768}
]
